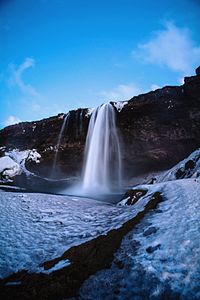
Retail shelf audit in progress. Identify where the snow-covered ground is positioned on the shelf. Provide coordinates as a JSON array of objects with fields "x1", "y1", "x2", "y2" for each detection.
[
  {"x1": 79, "y1": 178, "x2": 200, "y2": 300},
  {"x1": 0, "y1": 149, "x2": 199, "y2": 300},
  {"x1": 0, "y1": 190, "x2": 152, "y2": 278}
]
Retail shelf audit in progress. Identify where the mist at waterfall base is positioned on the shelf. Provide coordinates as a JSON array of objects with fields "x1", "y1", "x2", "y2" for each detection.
[{"x1": 62, "y1": 103, "x2": 123, "y2": 201}]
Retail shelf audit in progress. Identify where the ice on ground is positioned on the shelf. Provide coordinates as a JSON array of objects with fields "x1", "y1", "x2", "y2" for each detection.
[
  {"x1": 80, "y1": 179, "x2": 200, "y2": 300},
  {"x1": 0, "y1": 190, "x2": 152, "y2": 278}
]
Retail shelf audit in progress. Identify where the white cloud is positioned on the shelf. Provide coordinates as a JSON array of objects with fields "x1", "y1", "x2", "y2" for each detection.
[
  {"x1": 100, "y1": 83, "x2": 142, "y2": 101},
  {"x1": 133, "y1": 22, "x2": 200, "y2": 75},
  {"x1": 5, "y1": 115, "x2": 21, "y2": 127},
  {"x1": 9, "y1": 57, "x2": 40, "y2": 96}
]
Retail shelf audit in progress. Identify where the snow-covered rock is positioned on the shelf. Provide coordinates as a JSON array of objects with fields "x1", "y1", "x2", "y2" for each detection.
[
  {"x1": 0, "y1": 149, "x2": 41, "y2": 182},
  {"x1": 113, "y1": 101, "x2": 128, "y2": 112},
  {"x1": 157, "y1": 149, "x2": 200, "y2": 183},
  {"x1": 6, "y1": 149, "x2": 41, "y2": 166},
  {"x1": 0, "y1": 146, "x2": 6, "y2": 153},
  {"x1": 0, "y1": 157, "x2": 22, "y2": 181},
  {"x1": 118, "y1": 188, "x2": 148, "y2": 206},
  {"x1": 85, "y1": 107, "x2": 95, "y2": 117}
]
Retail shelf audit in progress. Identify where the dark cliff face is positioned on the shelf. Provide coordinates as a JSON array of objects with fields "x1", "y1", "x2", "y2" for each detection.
[
  {"x1": 119, "y1": 74, "x2": 200, "y2": 177},
  {"x1": 0, "y1": 72, "x2": 200, "y2": 180},
  {"x1": 0, "y1": 109, "x2": 90, "y2": 178}
]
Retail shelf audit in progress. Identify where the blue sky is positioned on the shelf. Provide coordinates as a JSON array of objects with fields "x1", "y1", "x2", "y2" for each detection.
[{"x1": 0, "y1": 0, "x2": 200, "y2": 128}]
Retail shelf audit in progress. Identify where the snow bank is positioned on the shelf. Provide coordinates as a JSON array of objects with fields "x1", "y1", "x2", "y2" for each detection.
[
  {"x1": 0, "y1": 157, "x2": 22, "y2": 180},
  {"x1": 6, "y1": 149, "x2": 41, "y2": 166},
  {"x1": 0, "y1": 149, "x2": 41, "y2": 181}
]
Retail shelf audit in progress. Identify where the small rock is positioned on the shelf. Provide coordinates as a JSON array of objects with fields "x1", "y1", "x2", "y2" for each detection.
[
  {"x1": 143, "y1": 226, "x2": 158, "y2": 237},
  {"x1": 185, "y1": 159, "x2": 195, "y2": 170},
  {"x1": 122, "y1": 189, "x2": 148, "y2": 206},
  {"x1": 115, "y1": 259, "x2": 124, "y2": 269},
  {"x1": 146, "y1": 244, "x2": 161, "y2": 254},
  {"x1": 148, "y1": 177, "x2": 157, "y2": 184}
]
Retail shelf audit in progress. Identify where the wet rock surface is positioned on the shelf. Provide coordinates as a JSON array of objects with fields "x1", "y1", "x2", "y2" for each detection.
[{"x1": 0, "y1": 73, "x2": 200, "y2": 180}]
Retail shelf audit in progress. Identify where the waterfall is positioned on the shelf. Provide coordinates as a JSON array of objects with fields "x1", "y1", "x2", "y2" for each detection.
[
  {"x1": 81, "y1": 103, "x2": 121, "y2": 194},
  {"x1": 75, "y1": 110, "x2": 83, "y2": 139},
  {"x1": 52, "y1": 113, "x2": 69, "y2": 176},
  {"x1": 79, "y1": 110, "x2": 83, "y2": 137}
]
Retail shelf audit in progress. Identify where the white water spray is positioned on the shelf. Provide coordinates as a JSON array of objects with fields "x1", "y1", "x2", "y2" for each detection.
[
  {"x1": 52, "y1": 113, "x2": 69, "y2": 176},
  {"x1": 81, "y1": 103, "x2": 122, "y2": 194}
]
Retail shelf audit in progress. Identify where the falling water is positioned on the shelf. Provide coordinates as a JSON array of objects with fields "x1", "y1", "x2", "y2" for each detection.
[
  {"x1": 79, "y1": 110, "x2": 83, "y2": 137},
  {"x1": 52, "y1": 113, "x2": 69, "y2": 176},
  {"x1": 81, "y1": 103, "x2": 121, "y2": 194},
  {"x1": 75, "y1": 110, "x2": 83, "y2": 139}
]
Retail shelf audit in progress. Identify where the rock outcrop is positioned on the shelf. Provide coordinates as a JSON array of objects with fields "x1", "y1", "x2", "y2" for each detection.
[{"x1": 0, "y1": 70, "x2": 200, "y2": 180}]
